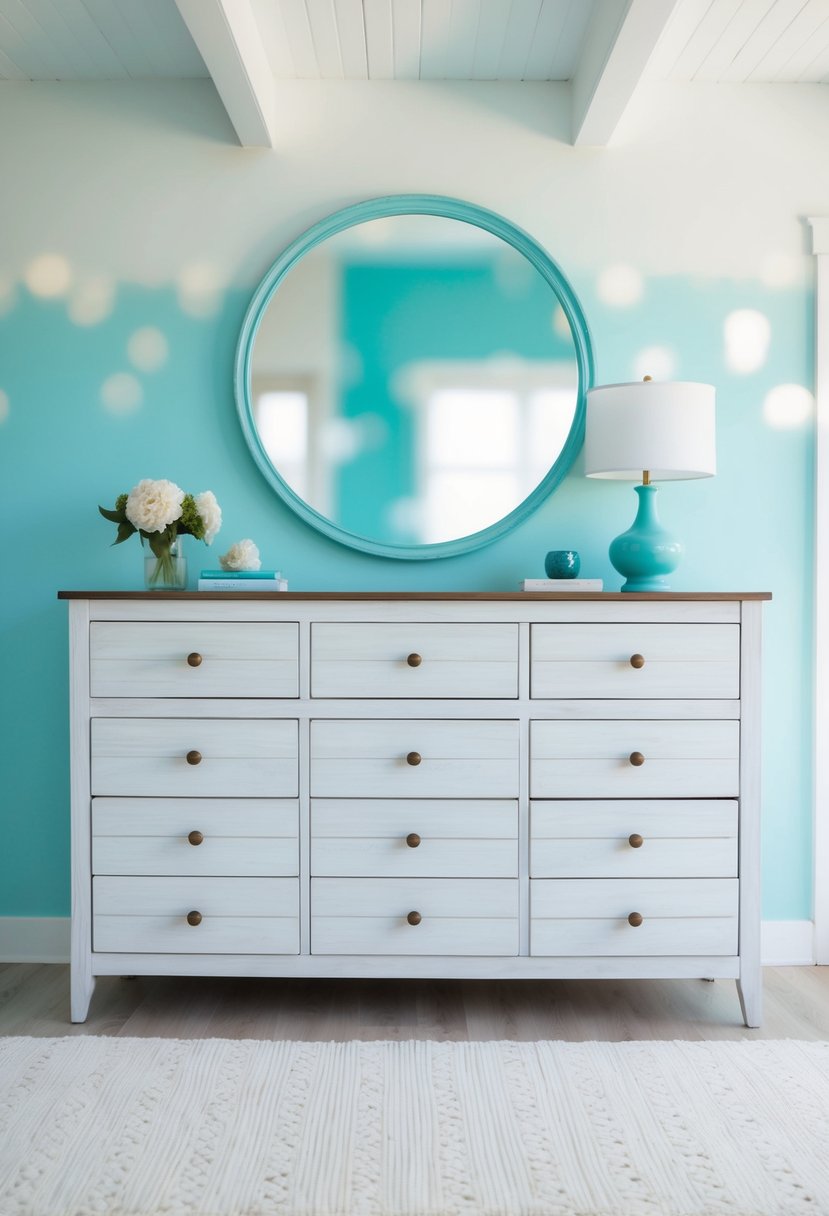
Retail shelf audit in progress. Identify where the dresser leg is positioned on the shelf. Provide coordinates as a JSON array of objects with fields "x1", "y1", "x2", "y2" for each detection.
[
  {"x1": 736, "y1": 975, "x2": 762, "y2": 1028},
  {"x1": 71, "y1": 973, "x2": 96, "y2": 1024}
]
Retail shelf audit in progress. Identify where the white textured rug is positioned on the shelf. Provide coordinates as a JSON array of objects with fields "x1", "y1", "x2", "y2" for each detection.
[{"x1": 1, "y1": 1037, "x2": 828, "y2": 1216}]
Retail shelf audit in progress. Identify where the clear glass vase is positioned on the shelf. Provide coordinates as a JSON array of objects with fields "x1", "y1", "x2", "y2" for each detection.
[{"x1": 144, "y1": 536, "x2": 187, "y2": 590}]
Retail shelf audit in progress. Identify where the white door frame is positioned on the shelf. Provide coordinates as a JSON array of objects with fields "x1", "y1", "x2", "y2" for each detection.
[{"x1": 809, "y1": 217, "x2": 829, "y2": 963}]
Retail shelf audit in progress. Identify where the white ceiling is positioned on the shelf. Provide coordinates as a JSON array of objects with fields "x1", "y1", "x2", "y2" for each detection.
[
  {"x1": 249, "y1": 0, "x2": 596, "y2": 81},
  {"x1": 649, "y1": 0, "x2": 829, "y2": 83},
  {"x1": 0, "y1": 0, "x2": 206, "y2": 80},
  {"x1": 0, "y1": 0, "x2": 825, "y2": 145}
]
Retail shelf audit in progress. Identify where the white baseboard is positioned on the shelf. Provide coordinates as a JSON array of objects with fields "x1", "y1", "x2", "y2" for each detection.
[
  {"x1": 0, "y1": 917, "x2": 817, "y2": 968},
  {"x1": 761, "y1": 920, "x2": 815, "y2": 966},
  {"x1": 0, "y1": 917, "x2": 70, "y2": 963}
]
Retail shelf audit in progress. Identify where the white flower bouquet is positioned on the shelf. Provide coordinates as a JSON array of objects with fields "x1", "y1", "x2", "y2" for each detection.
[{"x1": 99, "y1": 478, "x2": 222, "y2": 588}]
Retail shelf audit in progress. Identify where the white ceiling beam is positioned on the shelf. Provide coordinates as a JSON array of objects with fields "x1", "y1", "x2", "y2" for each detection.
[
  {"x1": 174, "y1": 0, "x2": 274, "y2": 148},
  {"x1": 571, "y1": 0, "x2": 684, "y2": 147}
]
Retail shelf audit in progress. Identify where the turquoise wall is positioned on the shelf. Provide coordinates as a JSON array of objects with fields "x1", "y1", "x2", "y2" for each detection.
[
  {"x1": 0, "y1": 79, "x2": 817, "y2": 925},
  {"x1": 0, "y1": 273, "x2": 812, "y2": 921}
]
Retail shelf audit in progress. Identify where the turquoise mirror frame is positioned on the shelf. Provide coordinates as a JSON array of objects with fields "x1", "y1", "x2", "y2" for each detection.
[{"x1": 235, "y1": 195, "x2": 595, "y2": 560}]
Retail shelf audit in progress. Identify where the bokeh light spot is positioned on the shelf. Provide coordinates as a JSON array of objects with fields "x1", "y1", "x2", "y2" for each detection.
[
  {"x1": 387, "y1": 496, "x2": 427, "y2": 536},
  {"x1": 177, "y1": 263, "x2": 223, "y2": 318},
  {"x1": 128, "y1": 327, "x2": 169, "y2": 372},
  {"x1": 597, "y1": 265, "x2": 643, "y2": 308},
  {"x1": 724, "y1": 310, "x2": 771, "y2": 374},
  {"x1": 763, "y1": 384, "x2": 814, "y2": 429},
  {"x1": 633, "y1": 346, "x2": 677, "y2": 382},
  {"x1": 319, "y1": 417, "x2": 361, "y2": 463},
  {"x1": 552, "y1": 305, "x2": 572, "y2": 340},
  {"x1": 68, "y1": 277, "x2": 115, "y2": 326},
  {"x1": 101, "y1": 373, "x2": 143, "y2": 415},
  {"x1": 24, "y1": 253, "x2": 72, "y2": 298}
]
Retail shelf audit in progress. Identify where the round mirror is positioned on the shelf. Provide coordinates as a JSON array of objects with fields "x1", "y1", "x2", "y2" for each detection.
[{"x1": 235, "y1": 196, "x2": 593, "y2": 559}]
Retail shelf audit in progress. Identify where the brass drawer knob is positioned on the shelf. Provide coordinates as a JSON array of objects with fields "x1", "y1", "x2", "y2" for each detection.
[
  {"x1": 628, "y1": 833, "x2": 644, "y2": 849},
  {"x1": 629, "y1": 751, "x2": 645, "y2": 767},
  {"x1": 628, "y1": 912, "x2": 644, "y2": 927},
  {"x1": 187, "y1": 652, "x2": 203, "y2": 668},
  {"x1": 629, "y1": 653, "x2": 645, "y2": 669},
  {"x1": 186, "y1": 750, "x2": 202, "y2": 766},
  {"x1": 406, "y1": 832, "x2": 421, "y2": 848},
  {"x1": 407, "y1": 911, "x2": 422, "y2": 926},
  {"x1": 188, "y1": 830, "x2": 204, "y2": 846},
  {"x1": 406, "y1": 751, "x2": 422, "y2": 766},
  {"x1": 406, "y1": 653, "x2": 422, "y2": 667},
  {"x1": 186, "y1": 910, "x2": 202, "y2": 926}
]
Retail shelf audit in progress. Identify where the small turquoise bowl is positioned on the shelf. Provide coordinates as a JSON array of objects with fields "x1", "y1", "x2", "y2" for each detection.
[{"x1": 545, "y1": 550, "x2": 580, "y2": 579}]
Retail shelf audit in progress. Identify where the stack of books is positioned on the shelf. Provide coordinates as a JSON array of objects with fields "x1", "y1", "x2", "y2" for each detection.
[
  {"x1": 520, "y1": 578, "x2": 603, "y2": 591},
  {"x1": 198, "y1": 570, "x2": 288, "y2": 592}
]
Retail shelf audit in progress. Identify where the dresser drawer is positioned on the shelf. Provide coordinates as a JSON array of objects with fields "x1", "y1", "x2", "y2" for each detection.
[
  {"x1": 531, "y1": 878, "x2": 738, "y2": 956},
  {"x1": 312, "y1": 878, "x2": 518, "y2": 955},
  {"x1": 311, "y1": 799, "x2": 518, "y2": 877},
  {"x1": 311, "y1": 623, "x2": 518, "y2": 698},
  {"x1": 310, "y1": 720, "x2": 519, "y2": 798},
  {"x1": 530, "y1": 720, "x2": 739, "y2": 798},
  {"x1": 90, "y1": 622, "x2": 299, "y2": 698},
  {"x1": 91, "y1": 719, "x2": 298, "y2": 798},
  {"x1": 92, "y1": 797, "x2": 299, "y2": 877},
  {"x1": 531, "y1": 800, "x2": 738, "y2": 879},
  {"x1": 93, "y1": 876, "x2": 299, "y2": 954},
  {"x1": 531, "y1": 623, "x2": 739, "y2": 699}
]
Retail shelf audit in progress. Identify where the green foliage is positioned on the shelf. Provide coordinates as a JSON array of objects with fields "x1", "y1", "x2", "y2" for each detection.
[
  {"x1": 98, "y1": 500, "x2": 136, "y2": 545},
  {"x1": 177, "y1": 494, "x2": 205, "y2": 541},
  {"x1": 147, "y1": 525, "x2": 178, "y2": 559}
]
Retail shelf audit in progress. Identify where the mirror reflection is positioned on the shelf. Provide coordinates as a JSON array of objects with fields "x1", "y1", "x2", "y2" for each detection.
[{"x1": 249, "y1": 214, "x2": 579, "y2": 547}]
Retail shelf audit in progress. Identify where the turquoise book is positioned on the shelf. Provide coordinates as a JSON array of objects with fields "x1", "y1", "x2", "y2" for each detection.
[{"x1": 200, "y1": 570, "x2": 281, "y2": 579}]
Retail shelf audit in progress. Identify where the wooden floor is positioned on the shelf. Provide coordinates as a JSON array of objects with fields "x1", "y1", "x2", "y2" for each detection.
[{"x1": 2, "y1": 964, "x2": 829, "y2": 1040}]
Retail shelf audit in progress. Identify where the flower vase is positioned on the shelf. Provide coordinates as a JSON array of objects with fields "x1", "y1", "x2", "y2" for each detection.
[{"x1": 144, "y1": 537, "x2": 187, "y2": 590}]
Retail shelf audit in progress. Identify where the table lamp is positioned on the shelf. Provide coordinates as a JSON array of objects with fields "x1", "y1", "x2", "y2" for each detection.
[{"x1": 584, "y1": 377, "x2": 716, "y2": 592}]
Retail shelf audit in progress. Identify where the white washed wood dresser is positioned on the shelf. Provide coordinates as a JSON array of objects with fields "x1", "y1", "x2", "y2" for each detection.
[{"x1": 60, "y1": 591, "x2": 769, "y2": 1026}]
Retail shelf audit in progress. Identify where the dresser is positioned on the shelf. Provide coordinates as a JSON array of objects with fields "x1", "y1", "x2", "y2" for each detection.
[{"x1": 60, "y1": 591, "x2": 768, "y2": 1026}]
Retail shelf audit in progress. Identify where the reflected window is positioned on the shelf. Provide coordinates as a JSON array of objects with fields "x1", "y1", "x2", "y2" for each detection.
[
  {"x1": 253, "y1": 372, "x2": 337, "y2": 516},
  {"x1": 404, "y1": 363, "x2": 577, "y2": 544},
  {"x1": 528, "y1": 389, "x2": 578, "y2": 483},
  {"x1": 423, "y1": 390, "x2": 520, "y2": 542},
  {"x1": 254, "y1": 388, "x2": 309, "y2": 500}
]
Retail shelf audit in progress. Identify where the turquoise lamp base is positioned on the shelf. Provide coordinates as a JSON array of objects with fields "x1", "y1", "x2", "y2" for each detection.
[{"x1": 609, "y1": 484, "x2": 683, "y2": 592}]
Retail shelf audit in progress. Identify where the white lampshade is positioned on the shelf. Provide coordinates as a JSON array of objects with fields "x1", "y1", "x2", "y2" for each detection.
[{"x1": 584, "y1": 380, "x2": 716, "y2": 481}]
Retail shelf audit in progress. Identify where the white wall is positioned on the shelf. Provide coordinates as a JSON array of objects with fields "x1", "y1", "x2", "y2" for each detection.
[{"x1": 0, "y1": 79, "x2": 825, "y2": 291}]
